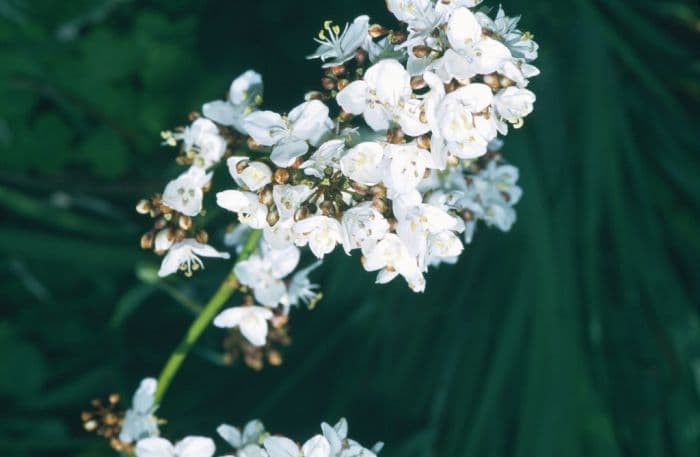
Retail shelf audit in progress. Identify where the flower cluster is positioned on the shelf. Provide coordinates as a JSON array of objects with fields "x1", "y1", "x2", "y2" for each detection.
[{"x1": 121, "y1": 3, "x2": 540, "y2": 454}]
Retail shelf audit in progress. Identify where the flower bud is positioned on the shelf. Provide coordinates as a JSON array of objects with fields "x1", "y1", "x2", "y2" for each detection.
[
  {"x1": 483, "y1": 73, "x2": 501, "y2": 90},
  {"x1": 305, "y1": 90, "x2": 324, "y2": 101},
  {"x1": 235, "y1": 159, "x2": 250, "y2": 174},
  {"x1": 372, "y1": 197, "x2": 389, "y2": 214},
  {"x1": 258, "y1": 186, "x2": 274, "y2": 206},
  {"x1": 247, "y1": 137, "x2": 264, "y2": 151},
  {"x1": 321, "y1": 77, "x2": 336, "y2": 91},
  {"x1": 390, "y1": 30, "x2": 407, "y2": 44},
  {"x1": 195, "y1": 229, "x2": 209, "y2": 244},
  {"x1": 368, "y1": 24, "x2": 388, "y2": 38},
  {"x1": 174, "y1": 229, "x2": 187, "y2": 242},
  {"x1": 411, "y1": 76, "x2": 427, "y2": 91},
  {"x1": 370, "y1": 185, "x2": 387, "y2": 199},
  {"x1": 294, "y1": 205, "x2": 310, "y2": 221},
  {"x1": 387, "y1": 127, "x2": 405, "y2": 144},
  {"x1": 417, "y1": 134, "x2": 431, "y2": 150},
  {"x1": 267, "y1": 349, "x2": 283, "y2": 366},
  {"x1": 136, "y1": 199, "x2": 151, "y2": 215},
  {"x1": 178, "y1": 215, "x2": 192, "y2": 231},
  {"x1": 319, "y1": 200, "x2": 334, "y2": 216},
  {"x1": 500, "y1": 76, "x2": 515, "y2": 87},
  {"x1": 266, "y1": 207, "x2": 280, "y2": 226},
  {"x1": 273, "y1": 168, "x2": 290, "y2": 184},
  {"x1": 329, "y1": 64, "x2": 346, "y2": 76},
  {"x1": 412, "y1": 45, "x2": 429, "y2": 58},
  {"x1": 337, "y1": 78, "x2": 350, "y2": 91},
  {"x1": 354, "y1": 49, "x2": 367, "y2": 65},
  {"x1": 140, "y1": 231, "x2": 154, "y2": 250},
  {"x1": 351, "y1": 181, "x2": 369, "y2": 196}
]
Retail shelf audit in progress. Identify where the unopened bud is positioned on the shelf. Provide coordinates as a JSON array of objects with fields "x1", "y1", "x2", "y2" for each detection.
[
  {"x1": 351, "y1": 181, "x2": 369, "y2": 196},
  {"x1": 294, "y1": 205, "x2": 310, "y2": 221},
  {"x1": 266, "y1": 207, "x2": 280, "y2": 226},
  {"x1": 337, "y1": 78, "x2": 349, "y2": 91},
  {"x1": 319, "y1": 200, "x2": 334, "y2": 216},
  {"x1": 417, "y1": 134, "x2": 431, "y2": 150},
  {"x1": 108, "y1": 393, "x2": 120, "y2": 405},
  {"x1": 390, "y1": 30, "x2": 407, "y2": 44},
  {"x1": 411, "y1": 76, "x2": 427, "y2": 91},
  {"x1": 461, "y1": 210, "x2": 474, "y2": 221},
  {"x1": 368, "y1": 24, "x2": 388, "y2": 38},
  {"x1": 174, "y1": 229, "x2": 187, "y2": 242},
  {"x1": 154, "y1": 217, "x2": 167, "y2": 230},
  {"x1": 372, "y1": 197, "x2": 389, "y2": 214},
  {"x1": 178, "y1": 215, "x2": 192, "y2": 231},
  {"x1": 235, "y1": 159, "x2": 250, "y2": 174},
  {"x1": 267, "y1": 349, "x2": 283, "y2": 366},
  {"x1": 247, "y1": 137, "x2": 264, "y2": 151},
  {"x1": 136, "y1": 199, "x2": 151, "y2": 215},
  {"x1": 305, "y1": 90, "x2": 324, "y2": 101},
  {"x1": 140, "y1": 232, "x2": 154, "y2": 250},
  {"x1": 354, "y1": 49, "x2": 367, "y2": 65},
  {"x1": 83, "y1": 420, "x2": 98, "y2": 432},
  {"x1": 387, "y1": 127, "x2": 405, "y2": 144},
  {"x1": 412, "y1": 45, "x2": 429, "y2": 58},
  {"x1": 258, "y1": 186, "x2": 274, "y2": 206},
  {"x1": 339, "y1": 110, "x2": 354, "y2": 123},
  {"x1": 500, "y1": 76, "x2": 515, "y2": 87},
  {"x1": 321, "y1": 77, "x2": 336, "y2": 91},
  {"x1": 329, "y1": 64, "x2": 346, "y2": 76},
  {"x1": 195, "y1": 229, "x2": 209, "y2": 244},
  {"x1": 370, "y1": 185, "x2": 387, "y2": 199},
  {"x1": 273, "y1": 168, "x2": 290, "y2": 184},
  {"x1": 483, "y1": 73, "x2": 500, "y2": 90}
]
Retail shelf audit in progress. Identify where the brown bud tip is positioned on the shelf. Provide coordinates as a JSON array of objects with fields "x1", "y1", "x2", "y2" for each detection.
[
  {"x1": 178, "y1": 215, "x2": 192, "y2": 231},
  {"x1": 305, "y1": 91, "x2": 324, "y2": 101},
  {"x1": 372, "y1": 197, "x2": 389, "y2": 214},
  {"x1": 337, "y1": 79, "x2": 350, "y2": 91},
  {"x1": 273, "y1": 168, "x2": 290, "y2": 184},
  {"x1": 83, "y1": 420, "x2": 98, "y2": 432},
  {"x1": 369, "y1": 185, "x2": 387, "y2": 199},
  {"x1": 417, "y1": 134, "x2": 431, "y2": 150},
  {"x1": 235, "y1": 159, "x2": 250, "y2": 174},
  {"x1": 368, "y1": 24, "x2": 388, "y2": 38},
  {"x1": 187, "y1": 111, "x2": 200, "y2": 122},
  {"x1": 258, "y1": 186, "x2": 274, "y2": 206},
  {"x1": 411, "y1": 76, "x2": 427, "y2": 91},
  {"x1": 351, "y1": 181, "x2": 370, "y2": 196},
  {"x1": 108, "y1": 393, "x2": 120, "y2": 405},
  {"x1": 329, "y1": 64, "x2": 346, "y2": 76},
  {"x1": 412, "y1": 45, "x2": 430, "y2": 58},
  {"x1": 247, "y1": 137, "x2": 264, "y2": 151},
  {"x1": 461, "y1": 209, "x2": 474, "y2": 221},
  {"x1": 195, "y1": 229, "x2": 209, "y2": 244},
  {"x1": 140, "y1": 232, "x2": 155, "y2": 250},
  {"x1": 294, "y1": 206, "x2": 310, "y2": 222},
  {"x1": 500, "y1": 76, "x2": 515, "y2": 88},
  {"x1": 386, "y1": 127, "x2": 405, "y2": 144},
  {"x1": 354, "y1": 49, "x2": 367, "y2": 65},
  {"x1": 174, "y1": 229, "x2": 187, "y2": 242},
  {"x1": 482, "y1": 73, "x2": 500, "y2": 90},
  {"x1": 319, "y1": 200, "x2": 334, "y2": 216},
  {"x1": 267, "y1": 350, "x2": 283, "y2": 366},
  {"x1": 266, "y1": 208, "x2": 280, "y2": 226},
  {"x1": 338, "y1": 110, "x2": 354, "y2": 123},
  {"x1": 390, "y1": 31, "x2": 407, "y2": 44},
  {"x1": 136, "y1": 199, "x2": 151, "y2": 215},
  {"x1": 321, "y1": 77, "x2": 336, "y2": 91}
]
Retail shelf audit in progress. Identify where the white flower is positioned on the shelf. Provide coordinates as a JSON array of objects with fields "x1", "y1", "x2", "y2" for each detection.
[
  {"x1": 227, "y1": 157, "x2": 273, "y2": 191},
  {"x1": 154, "y1": 229, "x2": 174, "y2": 254},
  {"x1": 300, "y1": 139, "x2": 345, "y2": 179},
  {"x1": 341, "y1": 202, "x2": 389, "y2": 254},
  {"x1": 217, "y1": 190, "x2": 269, "y2": 229},
  {"x1": 263, "y1": 218, "x2": 295, "y2": 250},
  {"x1": 263, "y1": 435, "x2": 330, "y2": 457},
  {"x1": 244, "y1": 100, "x2": 333, "y2": 167},
  {"x1": 168, "y1": 119, "x2": 226, "y2": 169},
  {"x1": 158, "y1": 240, "x2": 230, "y2": 277},
  {"x1": 161, "y1": 167, "x2": 211, "y2": 217},
  {"x1": 362, "y1": 234, "x2": 424, "y2": 292},
  {"x1": 386, "y1": 0, "x2": 445, "y2": 47},
  {"x1": 233, "y1": 244, "x2": 300, "y2": 307},
  {"x1": 476, "y1": 6, "x2": 539, "y2": 61},
  {"x1": 381, "y1": 143, "x2": 432, "y2": 196},
  {"x1": 432, "y1": 83, "x2": 496, "y2": 159},
  {"x1": 272, "y1": 184, "x2": 314, "y2": 221},
  {"x1": 119, "y1": 378, "x2": 159, "y2": 444},
  {"x1": 321, "y1": 418, "x2": 379, "y2": 457},
  {"x1": 340, "y1": 141, "x2": 384, "y2": 186},
  {"x1": 202, "y1": 70, "x2": 263, "y2": 134},
  {"x1": 293, "y1": 216, "x2": 343, "y2": 259},
  {"x1": 336, "y1": 59, "x2": 411, "y2": 132},
  {"x1": 441, "y1": 7, "x2": 511, "y2": 80},
  {"x1": 493, "y1": 87, "x2": 536, "y2": 131},
  {"x1": 214, "y1": 305, "x2": 274, "y2": 347},
  {"x1": 172, "y1": 118, "x2": 218, "y2": 152},
  {"x1": 308, "y1": 16, "x2": 370, "y2": 67},
  {"x1": 280, "y1": 261, "x2": 322, "y2": 310},
  {"x1": 217, "y1": 420, "x2": 266, "y2": 454},
  {"x1": 135, "y1": 436, "x2": 215, "y2": 457}
]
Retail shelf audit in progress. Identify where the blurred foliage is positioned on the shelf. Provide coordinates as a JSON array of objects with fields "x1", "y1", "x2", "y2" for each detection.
[{"x1": 1, "y1": 0, "x2": 699, "y2": 456}]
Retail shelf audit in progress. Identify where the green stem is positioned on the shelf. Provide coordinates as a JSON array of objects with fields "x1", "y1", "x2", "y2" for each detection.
[{"x1": 153, "y1": 230, "x2": 262, "y2": 405}]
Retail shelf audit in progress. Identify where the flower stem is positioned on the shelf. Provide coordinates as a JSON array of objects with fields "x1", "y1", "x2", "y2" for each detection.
[{"x1": 154, "y1": 230, "x2": 262, "y2": 405}]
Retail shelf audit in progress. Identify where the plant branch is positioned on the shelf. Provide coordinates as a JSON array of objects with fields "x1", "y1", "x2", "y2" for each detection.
[{"x1": 153, "y1": 229, "x2": 262, "y2": 405}]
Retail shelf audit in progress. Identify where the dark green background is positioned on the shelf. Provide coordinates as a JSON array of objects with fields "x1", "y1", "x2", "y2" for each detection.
[{"x1": 1, "y1": 1, "x2": 699, "y2": 456}]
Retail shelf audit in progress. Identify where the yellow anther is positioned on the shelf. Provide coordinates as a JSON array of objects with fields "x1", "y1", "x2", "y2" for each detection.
[{"x1": 332, "y1": 25, "x2": 341, "y2": 35}]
